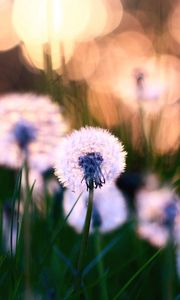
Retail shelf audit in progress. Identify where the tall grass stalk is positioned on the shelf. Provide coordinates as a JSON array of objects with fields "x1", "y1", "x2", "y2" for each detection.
[
  {"x1": 163, "y1": 235, "x2": 175, "y2": 300},
  {"x1": 94, "y1": 229, "x2": 109, "y2": 300}
]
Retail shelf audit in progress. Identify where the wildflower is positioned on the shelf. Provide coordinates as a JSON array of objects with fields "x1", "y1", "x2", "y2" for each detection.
[
  {"x1": 135, "y1": 176, "x2": 180, "y2": 247},
  {"x1": 0, "y1": 93, "x2": 69, "y2": 171},
  {"x1": 54, "y1": 126, "x2": 126, "y2": 192},
  {"x1": 63, "y1": 183, "x2": 128, "y2": 233}
]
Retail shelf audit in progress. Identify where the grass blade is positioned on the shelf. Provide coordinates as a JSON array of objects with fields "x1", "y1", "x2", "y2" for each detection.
[{"x1": 112, "y1": 248, "x2": 162, "y2": 300}]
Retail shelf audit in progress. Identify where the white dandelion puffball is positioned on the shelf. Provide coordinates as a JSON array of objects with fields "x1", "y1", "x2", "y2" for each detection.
[
  {"x1": 0, "y1": 93, "x2": 69, "y2": 171},
  {"x1": 136, "y1": 185, "x2": 180, "y2": 247},
  {"x1": 54, "y1": 126, "x2": 126, "y2": 192},
  {"x1": 63, "y1": 183, "x2": 128, "y2": 233}
]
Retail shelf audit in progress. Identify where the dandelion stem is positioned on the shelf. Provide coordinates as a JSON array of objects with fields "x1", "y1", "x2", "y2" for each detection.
[
  {"x1": 76, "y1": 183, "x2": 94, "y2": 294},
  {"x1": 94, "y1": 229, "x2": 109, "y2": 300}
]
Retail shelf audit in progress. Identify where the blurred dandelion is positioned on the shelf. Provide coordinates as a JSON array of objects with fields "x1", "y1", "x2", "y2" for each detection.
[
  {"x1": 54, "y1": 126, "x2": 126, "y2": 192},
  {"x1": 114, "y1": 54, "x2": 180, "y2": 112},
  {"x1": 63, "y1": 183, "x2": 127, "y2": 233},
  {"x1": 0, "y1": 93, "x2": 69, "y2": 171},
  {"x1": 135, "y1": 175, "x2": 180, "y2": 247}
]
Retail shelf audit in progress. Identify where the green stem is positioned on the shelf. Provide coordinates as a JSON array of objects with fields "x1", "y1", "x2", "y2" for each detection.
[
  {"x1": 23, "y1": 155, "x2": 31, "y2": 300},
  {"x1": 163, "y1": 236, "x2": 174, "y2": 300},
  {"x1": 113, "y1": 248, "x2": 162, "y2": 300},
  {"x1": 15, "y1": 186, "x2": 22, "y2": 254},
  {"x1": 94, "y1": 229, "x2": 109, "y2": 300},
  {"x1": 76, "y1": 185, "x2": 94, "y2": 294}
]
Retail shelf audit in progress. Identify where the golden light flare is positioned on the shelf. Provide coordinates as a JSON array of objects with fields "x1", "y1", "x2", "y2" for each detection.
[
  {"x1": 101, "y1": 0, "x2": 123, "y2": 35},
  {"x1": 168, "y1": 2, "x2": 180, "y2": 45},
  {"x1": 0, "y1": 0, "x2": 19, "y2": 51},
  {"x1": 113, "y1": 31, "x2": 154, "y2": 58},
  {"x1": 153, "y1": 101, "x2": 180, "y2": 155},
  {"x1": 12, "y1": 0, "x2": 91, "y2": 43},
  {"x1": 66, "y1": 41, "x2": 100, "y2": 81},
  {"x1": 12, "y1": 0, "x2": 91, "y2": 71},
  {"x1": 80, "y1": 0, "x2": 107, "y2": 41},
  {"x1": 87, "y1": 88, "x2": 121, "y2": 128},
  {"x1": 80, "y1": 0, "x2": 123, "y2": 40},
  {"x1": 12, "y1": 0, "x2": 123, "y2": 71},
  {"x1": 21, "y1": 40, "x2": 74, "y2": 72},
  {"x1": 87, "y1": 87, "x2": 145, "y2": 152},
  {"x1": 119, "y1": 11, "x2": 143, "y2": 33},
  {"x1": 87, "y1": 31, "x2": 154, "y2": 95}
]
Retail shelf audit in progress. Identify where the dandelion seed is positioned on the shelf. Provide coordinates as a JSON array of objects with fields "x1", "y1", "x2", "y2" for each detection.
[
  {"x1": 0, "y1": 93, "x2": 69, "y2": 171},
  {"x1": 63, "y1": 183, "x2": 128, "y2": 233},
  {"x1": 55, "y1": 126, "x2": 126, "y2": 192}
]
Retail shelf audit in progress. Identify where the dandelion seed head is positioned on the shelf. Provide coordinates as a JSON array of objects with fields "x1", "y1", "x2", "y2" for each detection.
[
  {"x1": 55, "y1": 126, "x2": 126, "y2": 192},
  {"x1": 0, "y1": 93, "x2": 69, "y2": 171},
  {"x1": 78, "y1": 152, "x2": 105, "y2": 190},
  {"x1": 63, "y1": 183, "x2": 128, "y2": 233}
]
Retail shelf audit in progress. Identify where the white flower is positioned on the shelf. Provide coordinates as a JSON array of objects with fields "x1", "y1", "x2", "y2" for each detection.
[
  {"x1": 0, "y1": 93, "x2": 69, "y2": 172},
  {"x1": 54, "y1": 126, "x2": 126, "y2": 192},
  {"x1": 136, "y1": 182, "x2": 180, "y2": 247},
  {"x1": 63, "y1": 183, "x2": 128, "y2": 233}
]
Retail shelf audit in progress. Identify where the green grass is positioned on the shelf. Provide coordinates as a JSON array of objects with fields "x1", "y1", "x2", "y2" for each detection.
[{"x1": 0, "y1": 163, "x2": 179, "y2": 299}]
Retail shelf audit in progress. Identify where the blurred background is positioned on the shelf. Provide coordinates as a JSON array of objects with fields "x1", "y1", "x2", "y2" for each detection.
[{"x1": 0, "y1": 0, "x2": 180, "y2": 299}]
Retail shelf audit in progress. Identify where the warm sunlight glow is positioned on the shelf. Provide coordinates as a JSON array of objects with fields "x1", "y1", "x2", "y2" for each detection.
[
  {"x1": 21, "y1": 40, "x2": 74, "y2": 71},
  {"x1": 12, "y1": 0, "x2": 91, "y2": 43},
  {"x1": 168, "y1": 3, "x2": 180, "y2": 45},
  {"x1": 0, "y1": 0, "x2": 19, "y2": 51},
  {"x1": 12, "y1": 0, "x2": 123, "y2": 71},
  {"x1": 12, "y1": 0, "x2": 91, "y2": 70},
  {"x1": 66, "y1": 41, "x2": 100, "y2": 81},
  {"x1": 153, "y1": 101, "x2": 180, "y2": 154},
  {"x1": 87, "y1": 31, "x2": 154, "y2": 95}
]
